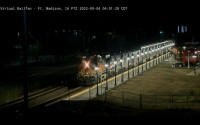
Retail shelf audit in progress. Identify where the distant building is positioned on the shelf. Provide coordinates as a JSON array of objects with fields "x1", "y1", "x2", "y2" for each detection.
[
  {"x1": 175, "y1": 25, "x2": 199, "y2": 47},
  {"x1": 177, "y1": 25, "x2": 187, "y2": 33}
]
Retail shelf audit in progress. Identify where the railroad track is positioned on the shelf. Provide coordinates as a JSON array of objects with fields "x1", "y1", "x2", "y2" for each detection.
[{"x1": 0, "y1": 85, "x2": 87, "y2": 117}]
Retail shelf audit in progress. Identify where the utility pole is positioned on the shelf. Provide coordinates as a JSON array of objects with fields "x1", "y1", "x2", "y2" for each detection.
[
  {"x1": 114, "y1": 61, "x2": 117, "y2": 86},
  {"x1": 22, "y1": 10, "x2": 28, "y2": 114},
  {"x1": 188, "y1": 51, "x2": 190, "y2": 68}
]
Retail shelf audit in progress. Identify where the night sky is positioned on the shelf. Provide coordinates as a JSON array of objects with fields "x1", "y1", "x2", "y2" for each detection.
[{"x1": 1, "y1": 1, "x2": 200, "y2": 44}]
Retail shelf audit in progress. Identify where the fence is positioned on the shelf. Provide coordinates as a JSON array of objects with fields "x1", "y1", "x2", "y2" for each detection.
[{"x1": 95, "y1": 89, "x2": 200, "y2": 110}]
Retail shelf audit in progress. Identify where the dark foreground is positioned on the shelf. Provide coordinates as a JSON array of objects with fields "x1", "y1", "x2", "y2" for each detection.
[{"x1": 1, "y1": 100, "x2": 200, "y2": 124}]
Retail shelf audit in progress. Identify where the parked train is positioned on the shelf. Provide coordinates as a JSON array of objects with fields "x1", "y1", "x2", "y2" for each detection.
[{"x1": 181, "y1": 47, "x2": 200, "y2": 66}]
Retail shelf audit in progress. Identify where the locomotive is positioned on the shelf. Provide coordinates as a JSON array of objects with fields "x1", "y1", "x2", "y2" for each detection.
[{"x1": 76, "y1": 40, "x2": 175, "y2": 86}]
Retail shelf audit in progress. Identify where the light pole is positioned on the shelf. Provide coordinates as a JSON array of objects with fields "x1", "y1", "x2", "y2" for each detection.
[
  {"x1": 23, "y1": 10, "x2": 28, "y2": 112},
  {"x1": 137, "y1": 54, "x2": 139, "y2": 74},
  {"x1": 114, "y1": 61, "x2": 117, "y2": 86},
  {"x1": 158, "y1": 48, "x2": 160, "y2": 63},
  {"x1": 152, "y1": 50, "x2": 154, "y2": 66},
  {"x1": 198, "y1": 50, "x2": 200, "y2": 65},
  {"x1": 162, "y1": 47, "x2": 164, "y2": 61},
  {"x1": 131, "y1": 56, "x2": 134, "y2": 76},
  {"x1": 141, "y1": 53, "x2": 144, "y2": 71},
  {"x1": 127, "y1": 57, "x2": 130, "y2": 79},
  {"x1": 149, "y1": 50, "x2": 151, "y2": 68},
  {"x1": 198, "y1": 50, "x2": 200, "y2": 63},
  {"x1": 188, "y1": 51, "x2": 190, "y2": 68},
  {"x1": 160, "y1": 47, "x2": 162, "y2": 62},
  {"x1": 105, "y1": 64, "x2": 108, "y2": 90},
  {"x1": 155, "y1": 49, "x2": 157, "y2": 65},
  {"x1": 120, "y1": 59, "x2": 123, "y2": 82},
  {"x1": 95, "y1": 67, "x2": 99, "y2": 96},
  {"x1": 145, "y1": 52, "x2": 147, "y2": 70},
  {"x1": 157, "y1": 48, "x2": 159, "y2": 64}
]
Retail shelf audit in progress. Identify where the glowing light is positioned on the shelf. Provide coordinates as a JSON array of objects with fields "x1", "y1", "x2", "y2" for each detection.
[{"x1": 85, "y1": 61, "x2": 89, "y2": 68}]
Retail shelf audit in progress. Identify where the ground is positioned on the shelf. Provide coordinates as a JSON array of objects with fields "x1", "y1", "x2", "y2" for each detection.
[
  {"x1": 35, "y1": 60, "x2": 200, "y2": 122},
  {"x1": 3, "y1": 59, "x2": 200, "y2": 123}
]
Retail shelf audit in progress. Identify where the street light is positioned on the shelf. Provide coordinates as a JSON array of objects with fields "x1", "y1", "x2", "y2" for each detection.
[
  {"x1": 145, "y1": 52, "x2": 147, "y2": 70},
  {"x1": 120, "y1": 59, "x2": 123, "y2": 82},
  {"x1": 114, "y1": 61, "x2": 117, "y2": 86},
  {"x1": 127, "y1": 57, "x2": 130, "y2": 79},
  {"x1": 152, "y1": 50, "x2": 154, "y2": 66},
  {"x1": 95, "y1": 67, "x2": 99, "y2": 96},
  {"x1": 141, "y1": 53, "x2": 144, "y2": 71},
  {"x1": 162, "y1": 47, "x2": 165, "y2": 60},
  {"x1": 137, "y1": 54, "x2": 139, "y2": 74},
  {"x1": 131, "y1": 56, "x2": 134, "y2": 76},
  {"x1": 157, "y1": 49, "x2": 159, "y2": 64},
  {"x1": 160, "y1": 47, "x2": 162, "y2": 62},
  {"x1": 149, "y1": 50, "x2": 151, "y2": 68},
  {"x1": 158, "y1": 47, "x2": 160, "y2": 63},
  {"x1": 105, "y1": 64, "x2": 108, "y2": 90},
  {"x1": 155, "y1": 49, "x2": 157, "y2": 65}
]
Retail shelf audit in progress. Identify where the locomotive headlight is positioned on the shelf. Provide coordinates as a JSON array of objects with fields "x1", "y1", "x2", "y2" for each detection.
[{"x1": 85, "y1": 61, "x2": 89, "y2": 68}]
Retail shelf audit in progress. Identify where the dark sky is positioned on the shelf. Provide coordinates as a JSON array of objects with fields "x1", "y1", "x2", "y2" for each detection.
[{"x1": 1, "y1": 0, "x2": 200, "y2": 35}]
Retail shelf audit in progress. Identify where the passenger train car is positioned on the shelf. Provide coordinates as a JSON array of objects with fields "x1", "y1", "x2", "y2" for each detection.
[{"x1": 181, "y1": 47, "x2": 200, "y2": 66}]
